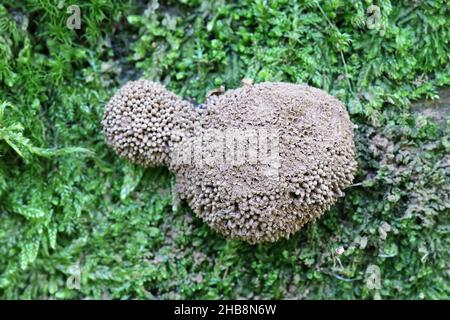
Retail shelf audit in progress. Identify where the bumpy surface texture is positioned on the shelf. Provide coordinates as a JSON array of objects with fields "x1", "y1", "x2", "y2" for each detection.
[
  {"x1": 173, "y1": 82, "x2": 357, "y2": 243},
  {"x1": 103, "y1": 81, "x2": 357, "y2": 244},
  {"x1": 102, "y1": 80, "x2": 194, "y2": 167}
]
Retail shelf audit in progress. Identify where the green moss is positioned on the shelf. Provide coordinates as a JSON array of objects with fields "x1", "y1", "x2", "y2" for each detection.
[{"x1": 0, "y1": 0, "x2": 448, "y2": 299}]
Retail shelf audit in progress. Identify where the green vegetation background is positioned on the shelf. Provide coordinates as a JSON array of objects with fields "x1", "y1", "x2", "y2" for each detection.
[{"x1": 0, "y1": 0, "x2": 449, "y2": 299}]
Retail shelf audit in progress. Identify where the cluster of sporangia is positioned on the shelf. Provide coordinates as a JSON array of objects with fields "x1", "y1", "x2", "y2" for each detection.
[{"x1": 102, "y1": 80, "x2": 357, "y2": 244}]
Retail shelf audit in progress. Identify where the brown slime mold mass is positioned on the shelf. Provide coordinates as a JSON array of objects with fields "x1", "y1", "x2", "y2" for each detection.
[{"x1": 102, "y1": 80, "x2": 357, "y2": 244}]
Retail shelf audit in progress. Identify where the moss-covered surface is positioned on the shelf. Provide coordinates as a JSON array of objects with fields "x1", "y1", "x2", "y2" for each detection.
[{"x1": 0, "y1": 0, "x2": 448, "y2": 299}]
